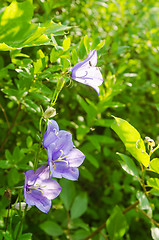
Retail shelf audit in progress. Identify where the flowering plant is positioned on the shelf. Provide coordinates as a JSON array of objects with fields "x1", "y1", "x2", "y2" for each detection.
[{"x1": 71, "y1": 49, "x2": 103, "y2": 94}]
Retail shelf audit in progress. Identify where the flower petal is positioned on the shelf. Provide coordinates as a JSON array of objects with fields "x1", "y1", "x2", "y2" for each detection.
[
  {"x1": 43, "y1": 120, "x2": 59, "y2": 148},
  {"x1": 35, "y1": 165, "x2": 50, "y2": 180},
  {"x1": 71, "y1": 49, "x2": 103, "y2": 94},
  {"x1": 24, "y1": 170, "x2": 35, "y2": 186},
  {"x1": 71, "y1": 50, "x2": 97, "y2": 74},
  {"x1": 42, "y1": 179, "x2": 62, "y2": 200},
  {"x1": 47, "y1": 132, "x2": 73, "y2": 161},
  {"x1": 66, "y1": 148, "x2": 85, "y2": 167},
  {"x1": 62, "y1": 167, "x2": 79, "y2": 181}
]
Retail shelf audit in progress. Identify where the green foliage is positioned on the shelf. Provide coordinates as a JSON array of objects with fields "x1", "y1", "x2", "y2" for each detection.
[
  {"x1": 0, "y1": 0, "x2": 159, "y2": 239},
  {"x1": 106, "y1": 205, "x2": 128, "y2": 239}
]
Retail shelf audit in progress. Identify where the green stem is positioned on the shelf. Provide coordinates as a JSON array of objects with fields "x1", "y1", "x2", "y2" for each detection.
[
  {"x1": 50, "y1": 77, "x2": 65, "y2": 107},
  {"x1": 15, "y1": 205, "x2": 27, "y2": 240},
  {"x1": 34, "y1": 119, "x2": 47, "y2": 171},
  {"x1": 150, "y1": 144, "x2": 159, "y2": 157}
]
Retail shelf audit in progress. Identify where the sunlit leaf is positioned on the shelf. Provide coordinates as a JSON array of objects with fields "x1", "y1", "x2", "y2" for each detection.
[{"x1": 111, "y1": 117, "x2": 150, "y2": 167}]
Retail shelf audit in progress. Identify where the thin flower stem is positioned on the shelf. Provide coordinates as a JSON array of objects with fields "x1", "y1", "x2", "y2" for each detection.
[
  {"x1": 51, "y1": 77, "x2": 65, "y2": 106},
  {"x1": 2, "y1": 198, "x2": 11, "y2": 240},
  {"x1": 150, "y1": 144, "x2": 159, "y2": 157},
  {"x1": 0, "y1": 103, "x2": 21, "y2": 152},
  {"x1": 15, "y1": 205, "x2": 27, "y2": 240},
  {"x1": 139, "y1": 163, "x2": 148, "y2": 198},
  {"x1": 33, "y1": 119, "x2": 47, "y2": 171}
]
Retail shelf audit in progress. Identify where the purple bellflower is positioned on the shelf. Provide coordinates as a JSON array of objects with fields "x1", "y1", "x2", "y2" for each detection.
[
  {"x1": 43, "y1": 120, "x2": 85, "y2": 181},
  {"x1": 71, "y1": 49, "x2": 103, "y2": 94},
  {"x1": 24, "y1": 165, "x2": 61, "y2": 213}
]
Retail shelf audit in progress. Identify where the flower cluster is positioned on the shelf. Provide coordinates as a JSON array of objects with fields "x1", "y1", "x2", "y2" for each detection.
[
  {"x1": 24, "y1": 120, "x2": 85, "y2": 213},
  {"x1": 43, "y1": 120, "x2": 85, "y2": 181},
  {"x1": 24, "y1": 49, "x2": 102, "y2": 213}
]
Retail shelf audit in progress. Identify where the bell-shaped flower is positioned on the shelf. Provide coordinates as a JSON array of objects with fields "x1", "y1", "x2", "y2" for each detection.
[
  {"x1": 43, "y1": 119, "x2": 59, "y2": 149},
  {"x1": 24, "y1": 165, "x2": 62, "y2": 213},
  {"x1": 71, "y1": 49, "x2": 103, "y2": 94},
  {"x1": 43, "y1": 120, "x2": 85, "y2": 181}
]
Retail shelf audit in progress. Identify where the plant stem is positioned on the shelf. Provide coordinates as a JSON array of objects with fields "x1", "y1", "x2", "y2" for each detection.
[
  {"x1": 33, "y1": 119, "x2": 47, "y2": 171},
  {"x1": 150, "y1": 144, "x2": 159, "y2": 157}
]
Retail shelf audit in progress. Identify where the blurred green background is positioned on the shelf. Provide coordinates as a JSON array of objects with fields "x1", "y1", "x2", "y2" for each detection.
[{"x1": 0, "y1": 0, "x2": 159, "y2": 239}]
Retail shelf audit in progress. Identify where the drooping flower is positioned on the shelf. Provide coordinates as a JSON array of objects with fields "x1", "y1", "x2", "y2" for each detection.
[
  {"x1": 24, "y1": 165, "x2": 62, "y2": 213},
  {"x1": 71, "y1": 49, "x2": 103, "y2": 94},
  {"x1": 43, "y1": 120, "x2": 85, "y2": 181}
]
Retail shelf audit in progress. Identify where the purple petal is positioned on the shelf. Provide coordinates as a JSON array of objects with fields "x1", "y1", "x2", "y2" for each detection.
[
  {"x1": 71, "y1": 50, "x2": 97, "y2": 75},
  {"x1": 66, "y1": 148, "x2": 85, "y2": 167},
  {"x1": 47, "y1": 133, "x2": 74, "y2": 161},
  {"x1": 47, "y1": 120, "x2": 59, "y2": 132},
  {"x1": 24, "y1": 188, "x2": 51, "y2": 213},
  {"x1": 71, "y1": 49, "x2": 103, "y2": 94},
  {"x1": 42, "y1": 179, "x2": 62, "y2": 199},
  {"x1": 43, "y1": 120, "x2": 59, "y2": 148},
  {"x1": 61, "y1": 167, "x2": 79, "y2": 181},
  {"x1": 35, "y1": 165, "x2": 50, "y2": 180},
  {"x1": 35, "y1": 198, "x2": 51, "y2": 213},
  {"x1": 24, "y1": 170, "x2": 35, "y2": 186}
]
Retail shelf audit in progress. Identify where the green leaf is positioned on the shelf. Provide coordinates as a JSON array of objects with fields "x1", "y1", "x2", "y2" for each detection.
[
  {"x1": 106, "y1": 205, "x2": 128, "y2": 240},
  {"x1": 5, "y1": 150, "x2": 12, "y2": 162},
  {"x1": 147, "y1": 178, "x2": 159, "y2": 191},
  {"x1": 111, "y1": 116, "x2": 150, "y2": 167},
  {"x1": 0, "y1": 231, "x2": 13, "y2": 240},
  {"x1": 40, "y1": 221, "x2": 63, "y2": 237},
  {"x1": 18, "y1": 233, "x2": 32, "y2": 240},
  {"x1": 86, "y1": 135, "x2": 115, "y2": 152},
  {"x1": 96, "y1": 40, "x2": 105, "y2": 50},
  {"x1": 50, "y1": 48, "x2": 62, "y2": 63},
  {"x1": 76, "y1": 95, "x2": 97, "y2": 125},
  {"x1": 78, "y1": 38, "x2": 87, "y2": 59},
  {"x1": 72, "y1": 229, "x2": 90, "y2": 240},
  {"x1": 0, "y1": 161, "x2": 12, "y2": 169},
  {"x1": 71, "y1": 193, "x2": 88, "y2": 219},
  {"x1": 71, "y1": 48, "x2": 78, "y2": 65},
  {"x1": 2, "y1": 88, "x2": 28, "y2": 102},
  {"x1": 80, "y1": 166, "x2": 94, "y2": 182},
  {"x1": 117, "y1": 153, "x2": 139, "y2": 178},
  {"x1": 83, "y1": 35, "x2": 89, "y2": 54},
  {"x1": 8, "y1": 168, "x2": 20, "y2": 186},
  {"x1": 60, "y1": 179, "x2": 76, "y2": 210},
  {"x1": 150, "y1": 158, "x2": 159, "y2": 174},
  {"x1": 26, "y1": 136, "x2": 33, "y2": 148},
  {"x1": 147, "y1": 178, "x2": 159, "y2": 196},
  {"x1": 136, "y1": 191, "x2": 150, "y2": 210},
  {"x1": 63, "y1": 37, "x2": 71, "y2": 51},
  {"x1": 23, "y1": 98, "x2": 41, "y2": 113},
  {"x1": 151, "y1": 227, "x2": 159, "y2": 240},
  {"x1": 0, "y1": 1, "x2": 70, "y2": 50},
  {"x1": 86, "y1": 153, "x2": 99, "y2": 168}
]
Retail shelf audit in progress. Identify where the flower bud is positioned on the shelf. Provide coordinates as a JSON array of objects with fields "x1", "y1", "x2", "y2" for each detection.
[
  {"x1": 43, "y1": 107, "x2": 56, "y2": 119},
  {"x1": 13, "y1": 202, "x2": 31, "y2": 210},
  {"x1": 145, "y1": 136, "x2": 155, "y2": 147}
]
